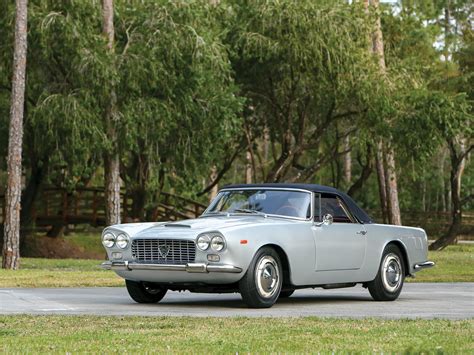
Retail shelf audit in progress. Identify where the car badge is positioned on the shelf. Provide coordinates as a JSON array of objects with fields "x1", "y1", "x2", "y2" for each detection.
[{"x1": 158, "y1": 245, "x2": 170, "y2": 258}]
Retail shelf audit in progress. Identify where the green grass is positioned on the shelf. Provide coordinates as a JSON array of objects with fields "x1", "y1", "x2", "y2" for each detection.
[
  {"x1": 0, "y1": 316, "x2": 472, "y2": 353},
  {"x1": 0, "y1": 258, "x2": 123, "y2": 287},
  {"x1": 0, "y1": 244, "x2": 472, "y2": 287}
]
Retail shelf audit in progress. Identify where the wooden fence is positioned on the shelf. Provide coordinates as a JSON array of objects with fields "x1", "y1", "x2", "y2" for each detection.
[{"x1": 0, "y1": 187, "x2": 207, "y2": 231}]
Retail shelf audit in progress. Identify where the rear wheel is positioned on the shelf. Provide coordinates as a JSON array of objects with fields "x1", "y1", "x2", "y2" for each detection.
[
  {"x1": 239, "y1": 247, "x2": 283, "y2": 308},
  {"x1": 125, "y1": 280, "x2": 167, "y2": 303},
  {"x1": 368, "y1": 244, "x2": 405, "y2": 301}
]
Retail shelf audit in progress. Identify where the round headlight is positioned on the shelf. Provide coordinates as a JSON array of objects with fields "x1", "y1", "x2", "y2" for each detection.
[
  {"x1": 197, "y1": 234, "x2": 211, "y2": 251},
  {"x1": 116, "y1": 234, "x2": 130, "y2": 249},
  {"x1": 211, "y1": 235, "x2": 226, "y2": 252},
  {"x1": 102, "y1": 233, "x2": 115, "y2": 248}
]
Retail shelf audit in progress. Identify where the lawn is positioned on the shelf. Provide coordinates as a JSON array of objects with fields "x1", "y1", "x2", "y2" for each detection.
[
  {"x1": 0, "y1": 244, "x2": 472, "y2": 287},
  {"x1": 0, "y1": 258, "x2": 123, "y2": 287},
  {"x1": 0, "y1": 315, "x2": 472, "y2": 353}
]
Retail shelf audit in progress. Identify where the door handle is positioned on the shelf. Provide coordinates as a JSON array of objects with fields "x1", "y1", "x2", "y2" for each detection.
[{"x1": 356, "y1": 231, "x2": 367, "y2": 235}]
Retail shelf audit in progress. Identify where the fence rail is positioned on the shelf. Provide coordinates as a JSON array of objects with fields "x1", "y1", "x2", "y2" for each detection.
[{"x1": 0, "y1": 187, "x2": 207, "y2": 234}]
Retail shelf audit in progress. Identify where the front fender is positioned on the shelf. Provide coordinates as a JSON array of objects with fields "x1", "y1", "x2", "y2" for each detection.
[{"x1": 221, "y1": 221, "x2": 315, "y2": 285}]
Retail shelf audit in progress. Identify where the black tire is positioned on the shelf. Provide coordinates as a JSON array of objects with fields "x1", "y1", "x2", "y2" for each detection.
[
  {"x1": 278, "y1": 289, "x2": 295, "y2": 299},
  {"x1": 367, "y1": 244, "x2": 405, "y2": 301},
  {"x1": 239, "y1": 247, "x2": 283, "y2": 308},
  {"x1": 125, "y1": 280, "x2": 167, "y2": 303}
]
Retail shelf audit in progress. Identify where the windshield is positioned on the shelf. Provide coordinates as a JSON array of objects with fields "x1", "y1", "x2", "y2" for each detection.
[{"x1": 204, "y1": 189, "x2": 312, "y2": 219}]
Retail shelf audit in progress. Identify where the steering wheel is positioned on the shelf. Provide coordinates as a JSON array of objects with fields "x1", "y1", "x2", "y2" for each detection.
[{"x1": 275, "y1": 205, "x2": 300, "y2": 217}]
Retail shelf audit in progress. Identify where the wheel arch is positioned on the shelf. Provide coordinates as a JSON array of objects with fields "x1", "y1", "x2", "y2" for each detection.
[
  {"x1": 260, "y1": 243, "x2": 292, "y2": 287},
  {"x1": 384, "y1": 240, "x2": 410, "y2": 276}
]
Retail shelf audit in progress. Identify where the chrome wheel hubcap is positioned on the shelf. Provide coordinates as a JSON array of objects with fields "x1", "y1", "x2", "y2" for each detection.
[
  {"x1": 255, "y1": 256, "x2": 280, "y2": 299},
  {"x1": 382, "y1": 253, "x2": 402, "y2": 292}
]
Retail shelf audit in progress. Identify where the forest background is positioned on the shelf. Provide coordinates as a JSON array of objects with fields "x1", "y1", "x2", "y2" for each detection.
[{"x1": 0, "y1": 0, "x2": 472, "y2": 268}]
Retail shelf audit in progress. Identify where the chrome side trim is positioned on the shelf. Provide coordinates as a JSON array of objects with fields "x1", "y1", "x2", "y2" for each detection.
[
  {"x1": 414, "y1": 261, "x2": 435, "y2": 270},
  {"x1": 100, "y1": 261, "x2": 242, "y2": 274}
]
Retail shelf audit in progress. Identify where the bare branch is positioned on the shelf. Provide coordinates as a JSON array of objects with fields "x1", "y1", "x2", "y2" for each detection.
[{"x1": 197, "y1": 140, "x2": 245, "y2": 196}]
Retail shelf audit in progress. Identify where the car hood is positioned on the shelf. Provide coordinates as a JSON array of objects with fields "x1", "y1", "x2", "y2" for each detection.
[
  {"x1": 159, "y1": 216, "x2": 274, "y2": 231},
  {"x1": 126, "y1": 215, "x2": 299, "y2": 239}
]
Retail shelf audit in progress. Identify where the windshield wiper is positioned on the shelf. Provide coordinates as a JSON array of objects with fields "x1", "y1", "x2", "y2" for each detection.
[{"x1": 233, "y1": 208, "x2": 267, "y2": 217}]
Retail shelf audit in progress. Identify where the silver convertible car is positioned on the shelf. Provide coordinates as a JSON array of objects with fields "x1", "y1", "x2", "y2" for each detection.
[{"x1": 101, "y1": 183, "x2": 434, "y2": 308}]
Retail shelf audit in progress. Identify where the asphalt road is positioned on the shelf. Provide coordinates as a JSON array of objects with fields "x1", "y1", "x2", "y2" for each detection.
[{"x1": 1, "y1": 283, "x2": 473, "y2": 319}]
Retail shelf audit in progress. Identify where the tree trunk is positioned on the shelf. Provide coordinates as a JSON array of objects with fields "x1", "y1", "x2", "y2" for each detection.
[
  {"x1": 19, "y1": 157, "x2": 48, "y2": 249},
  {"x1": 123, "y1": 150, "x2": 149, "y2": 221},
  {"x1": 384, "y1": 145, "x2": 401, "y2": 225},
  {"x1": 375, "y1": 142, "x2": 388, "y2": 223},
  {"x1": 263, "y1": 123, "x2": 270, "y2": 165},
  {"x1": 104, "y1": 153, "x2": 121, "y2": 225},
  {"x1": 2, "y1": 0, "x2": 28, "y2": 270},
  {"x1": 370, "y1": 0, "x2": 401, "y2": 225},
  {"x1": 343, "y1": 135, "x2": 351, "y2": 185},
  {"x1": 347, "y1": 145, "x2": 372, "y2": 197},
  {"x1": 440, "y1": 148, "x2": 447, "y2": 212},
  {"x1": 245, "y1": 150, "x2": 253, "y2": 184},
  {"x1": 129, "y1": 187, "x2": 146, "y2": 221},
  {"x1": 20, "y1": 157, "x2": 47, "y2": 225},
  {"x1": 102, "y1": 0, "x2": 120, "y2": 226},
  {"x1": 209, "y1": 165, "x2": 218, "y2": 201},
  {"x1": 429, "y1": 140, "x2": 468, "y2": 250}
]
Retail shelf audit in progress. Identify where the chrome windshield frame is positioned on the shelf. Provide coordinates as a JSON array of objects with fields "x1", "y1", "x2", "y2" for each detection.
[{"x1": 201, "y1": 187, "x2": 314, "y2": 222}]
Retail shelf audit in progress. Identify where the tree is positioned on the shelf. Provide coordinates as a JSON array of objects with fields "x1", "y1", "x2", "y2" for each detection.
[
  {"x1": 2, "y1": 0, "x2": 28, "y2": 270},
  {"x1": 112, "y1": 2, "x2": 242, "y2": 219},
  {"x1": 227, "y1": 0, "x2": 373, "y2": 184},
  {"x1": 365, "y1": 0, "x2": 401, "y2": 225},
  {"x1": 102, "y1": 0, "x2": 121, "y2": 226}
]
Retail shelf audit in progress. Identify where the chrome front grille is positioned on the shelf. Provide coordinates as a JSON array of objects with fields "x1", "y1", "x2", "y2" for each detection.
[{"x1": 131, "y1": 239, "x2": 196, "y2": 264}]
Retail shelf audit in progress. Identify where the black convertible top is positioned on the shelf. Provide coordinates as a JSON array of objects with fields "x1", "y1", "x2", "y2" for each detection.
[{"x1": 222, "y1": 183, "x2": 373, "y2": 224}]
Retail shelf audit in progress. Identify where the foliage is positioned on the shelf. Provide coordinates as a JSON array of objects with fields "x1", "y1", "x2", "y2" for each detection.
[
  {"x1": 0, "y1": 0, "x2": 472, "y2": 226},
  {"x1": 226, "y1": 0, "x2": 375, "y2": 182},
  {"x1": 114, "y1": 2, "x2": 243, "y2": 192}
]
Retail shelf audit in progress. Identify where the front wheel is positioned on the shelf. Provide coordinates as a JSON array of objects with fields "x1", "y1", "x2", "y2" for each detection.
[
  {"x1": 239, "y1": 247, "x2": 283, "y2": 308},
  {"x1": 125, "y1": 280, "x2": 167, "y2": 303},
  {"x1": 367, "y1": 244, "x2": 405, "y2": 301}
]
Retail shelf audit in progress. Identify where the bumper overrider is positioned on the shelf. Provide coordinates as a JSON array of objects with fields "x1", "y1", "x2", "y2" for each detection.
[
  {"x1": 101, "y1": 261, "x2": 242, "y2": 274},
  {"x1": 414, "y1": 261, "x2": 435, "y2": 270}
]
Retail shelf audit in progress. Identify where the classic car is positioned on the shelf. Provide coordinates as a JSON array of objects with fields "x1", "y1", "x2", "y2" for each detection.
[{"x1": 101, "y1": 183, "x2": 434, "y2": 308}]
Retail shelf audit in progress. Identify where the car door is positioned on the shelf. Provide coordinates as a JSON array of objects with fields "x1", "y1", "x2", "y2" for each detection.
[{"x1": 312, "y1": 193, "x2": 367, "y2": 271}]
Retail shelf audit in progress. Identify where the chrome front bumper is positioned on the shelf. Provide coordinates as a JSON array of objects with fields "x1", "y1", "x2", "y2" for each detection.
[
  {"x1": 414, "y1": 261, "x2": 435, "y2": 270},
  {"x1": 101, "y1": 261, "x2": 242, "y2": 274}
]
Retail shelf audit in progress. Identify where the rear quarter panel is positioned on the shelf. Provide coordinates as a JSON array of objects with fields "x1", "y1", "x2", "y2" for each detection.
[{"x1": 363, "y1": 224, "x2": 429, "y2": 279}]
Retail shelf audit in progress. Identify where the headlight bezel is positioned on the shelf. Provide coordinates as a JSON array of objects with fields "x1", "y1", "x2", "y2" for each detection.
[
  {"x1": 116, "y1": 233, "x2": 130, "y2": 249},
  {"x1": 210, "y1": 235, "x2": 226, "y2": 252},
  {"x1": 197, "y1": 232, "x2": 226, "y2": 252},
  {"x1": 197, "y1": 234, "x2": 211, "y2": 251},
  {"x1": 102, "y1": 232, "x2": 116, "y2": 248}
]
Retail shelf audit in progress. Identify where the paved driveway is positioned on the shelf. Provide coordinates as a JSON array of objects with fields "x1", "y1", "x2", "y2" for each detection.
[{"x1": 1, "y1": 283, "x2": 473, "y2": 319}]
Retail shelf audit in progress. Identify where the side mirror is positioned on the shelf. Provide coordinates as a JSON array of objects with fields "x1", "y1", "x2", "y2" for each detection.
[{"x1": 323, "y1": 214, "x2": 333, "y2": 225}]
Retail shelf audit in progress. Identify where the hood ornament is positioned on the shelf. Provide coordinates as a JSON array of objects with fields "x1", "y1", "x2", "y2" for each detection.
[{"x1": 158, "y1": 245, "x2": 170, "y2": 258}]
